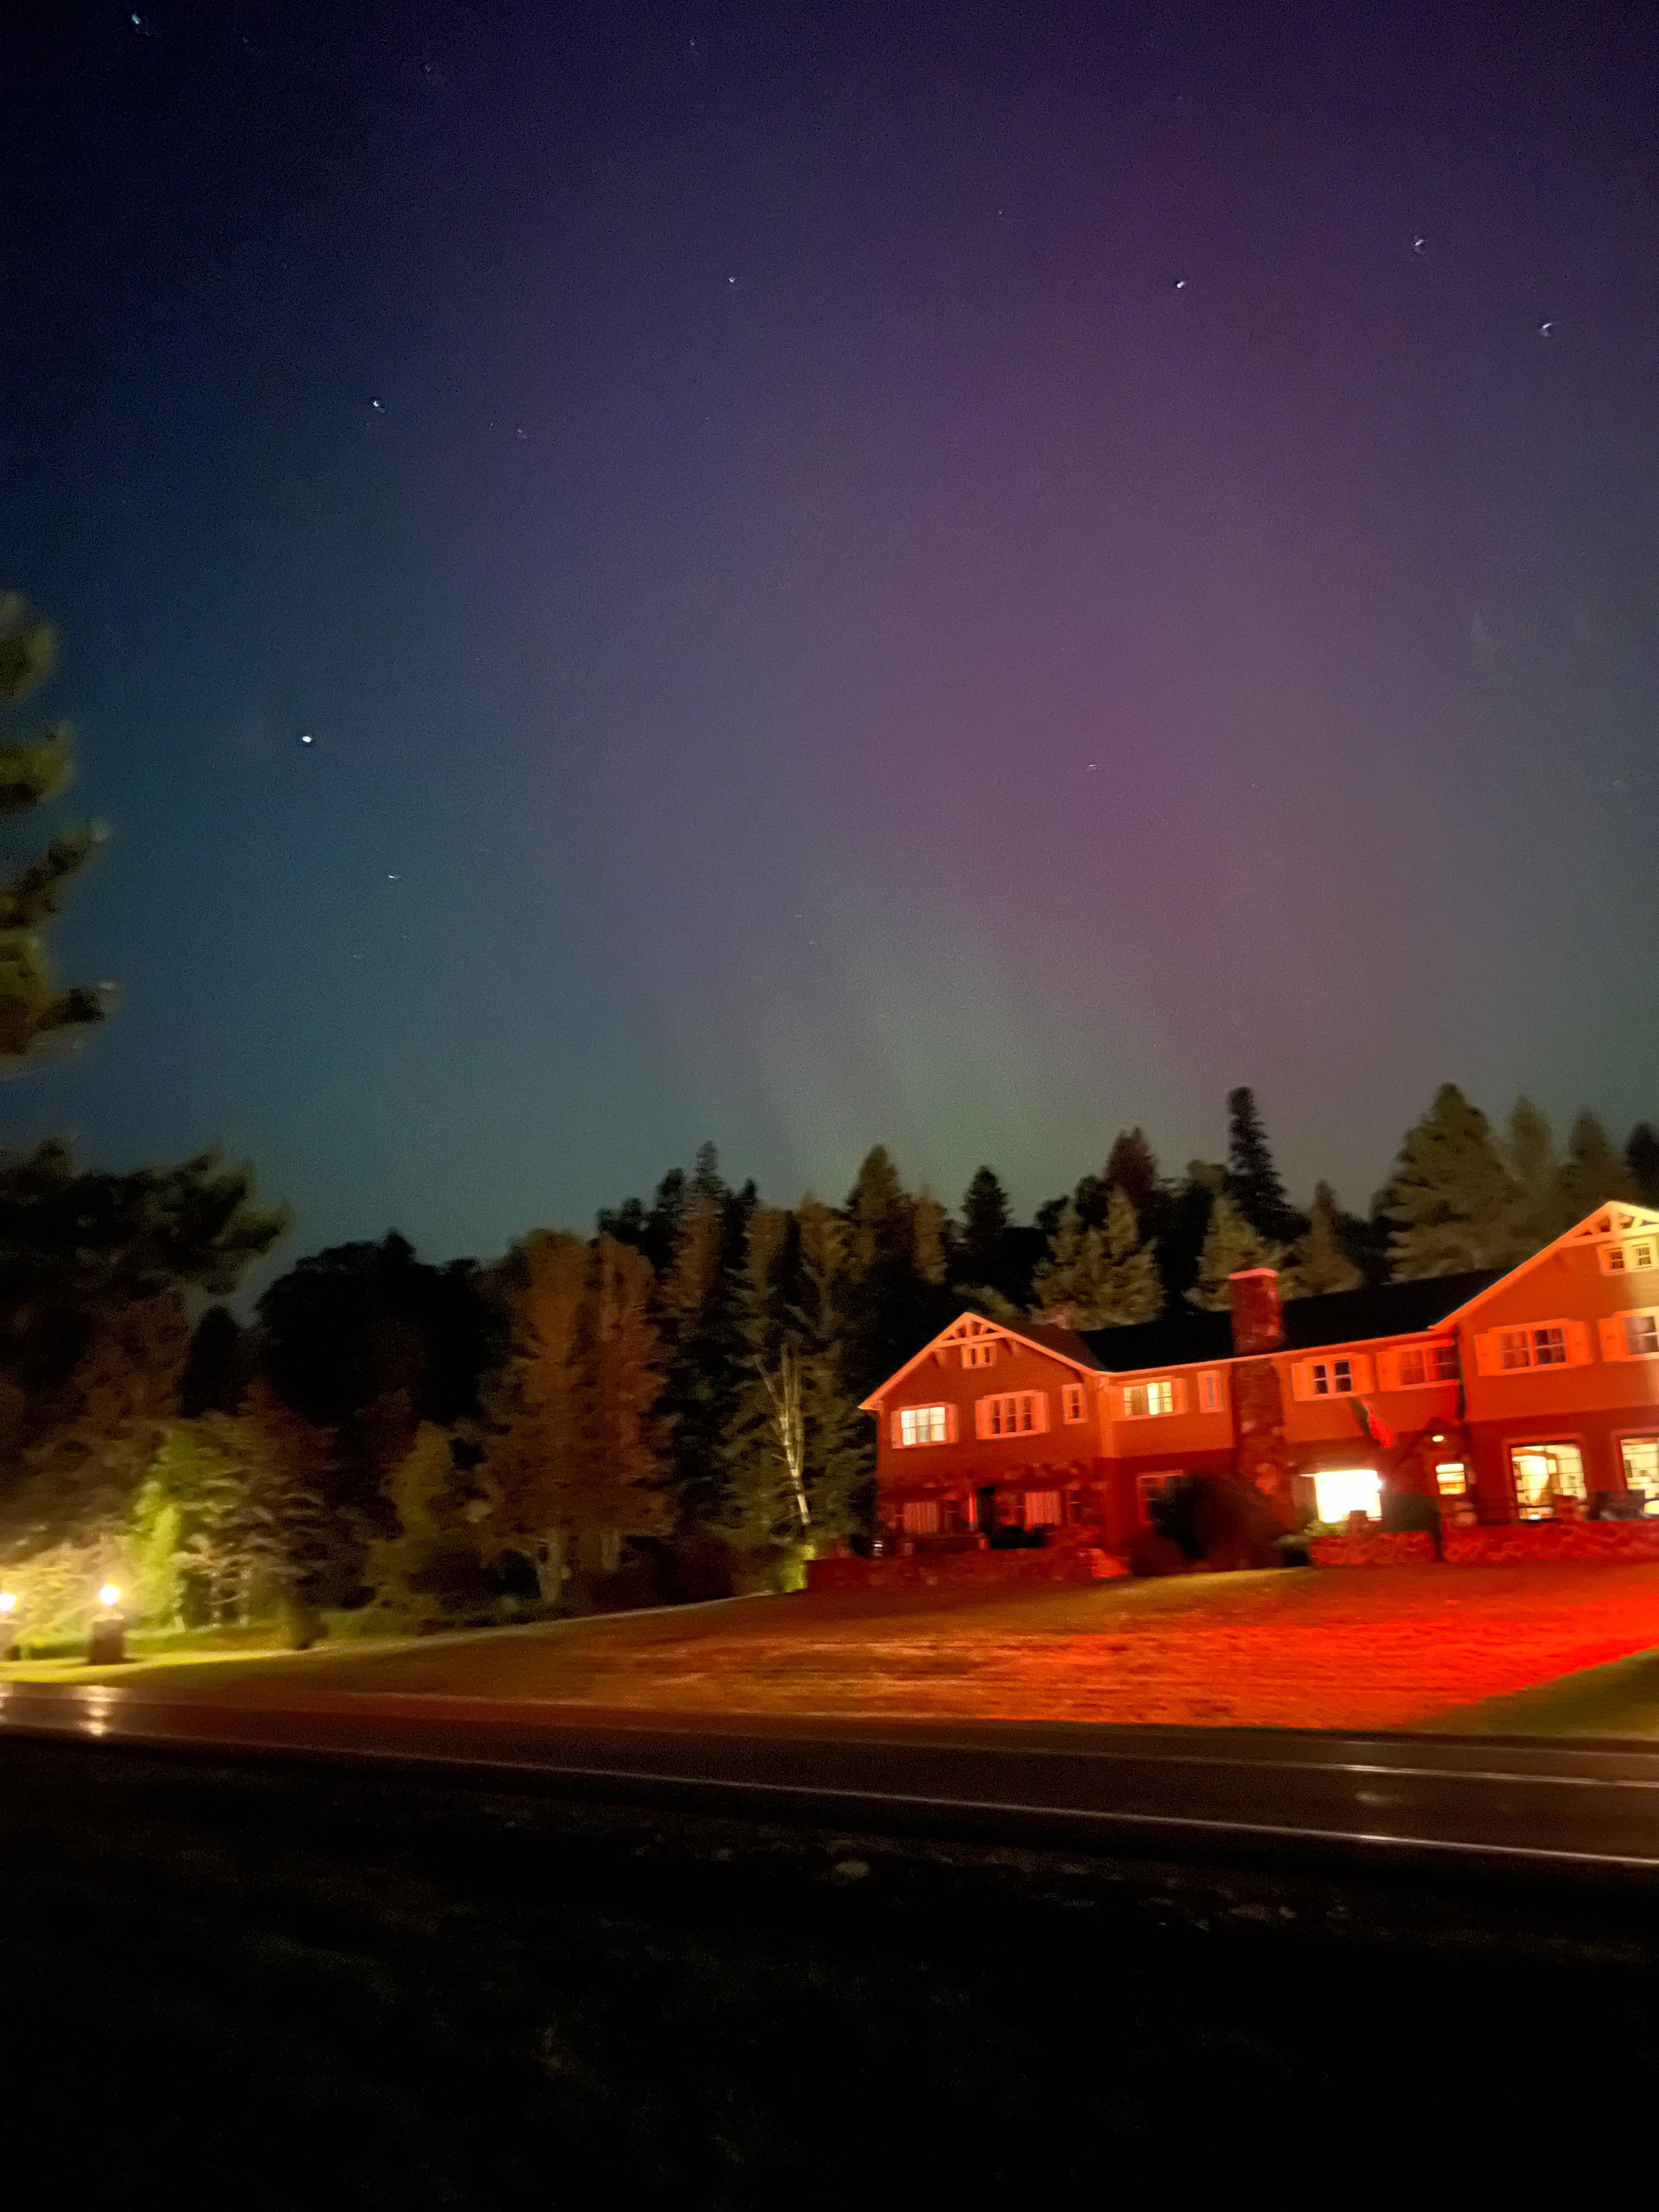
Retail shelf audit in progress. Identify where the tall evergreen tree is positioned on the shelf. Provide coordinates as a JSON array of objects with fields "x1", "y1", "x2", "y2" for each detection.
[
  {"x1": 956, "y1": 1166, "x2": 1013, "y2": 1293},
  {"x1": 0, "y1": 594, "x2": 112, "y2": 1065},
  {"x1": 1503, "y1": 1097, "x2": 1564, "y2": 1247},
  {"x1": 1032, "y1": 1192, "x2": 1161, "y2": 1327},
  {"x1": 1627, "y1": 1122, "x2": 1659, "y2": 1210},
  {"x1": 578, "y1": 1234, "x2": 670, "y2": 1562},
  {"x1": 1380, "y1": 1084, "x2": 1519, "y2": 1278},
  {"x1": 1185, "y1": 1194, "x2": 1287, "y2": 1311},
  {"x1": 1555, "y1": 1110, "x2": 1632, "y2": 1222},
  {"x1": 1102, "y1": 1127, "x2": 1163, "y2": 1226},
  {"x1": 1155, "y1": 1162, "x2": 1226, "y2": 1313},
  {"x1": 1278, "y1": 1181, "x2": 1362, "y2": 1298},
  {"x1": 1226, "y1": 1087, "x2": 1301, "y2": 1242}
]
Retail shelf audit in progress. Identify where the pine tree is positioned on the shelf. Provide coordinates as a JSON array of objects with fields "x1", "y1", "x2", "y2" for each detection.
[
  {"x1": 578, "y1": 1233, "x2": 670, "y2": 1562},
  {"x1": 1555, "y1": 1110, "x2": 1632, "y2": 1222},
  {"x1": 1278, "y1": 1181, "x2": 1362, "y2": 1298},
  {"x1": 1155, "y1": 1163, "x2": 1226, "y2": 1311},
  {"x1": 1226, "y1": 1087, "x2": 1301, "y2": 1242},
  {"x1": 1102, "y1": 1128, "x2": 1163, "y2": 1226},
  {"x1": 656, "y1": 1144, "x2": 742, "y2": 1530},
  {"x1": 1186, "y1": 1194, "x2": 1288, "y2": 1311},
  {"x1": 1032, "y1": 1191, "x2": 1161, "y2": 1328},
  {"x1": 1503, "y1": 1097, "x2": 1565, "y2": 1246},
  {"x1": 478, "y1": 1230, "x2": 587, "y2": 1595},
  {"x1": 958, "y1": 1167, "x2": 1012, "y2": 1286},
  {"x1": 720, "y1": 1206, "x2": 810, "y2": 1556},
  {"x1": 1380, "y1": 1084, "x2": 1520, "y2": 1278},
  {"x1": 0, "y1": 594, "x2": 112, "y2": 1064},
  {"x1": 1628, "y1": 1123, "x2": 1659, "y2": 1209}
]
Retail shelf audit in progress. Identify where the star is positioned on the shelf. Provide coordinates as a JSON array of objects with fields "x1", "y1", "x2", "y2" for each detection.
[
  {"x1": 1539, "y1": 320, "x2": 1555, "y2": 336},
  {"x1": 298, "y1": 731, "x2": 314, "y2": 746},
  {"x1": 370, "y1": 397, "x2": 384, "y2": 410},
  {"x1": 1173, "y1": 277, "x2": 1187, "y2": 290},
  {"x1": 1412, "y1": 234, "x2": 1427, "y2": 253}
]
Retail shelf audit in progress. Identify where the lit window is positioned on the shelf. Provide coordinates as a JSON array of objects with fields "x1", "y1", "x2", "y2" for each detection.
[
  {"x1": 962, "y1": 1340, "x2": 997, "y2": 1369},
  {"x1": 1024, "y1": 1489, "x2": 1062, "y2": 1527},
  {"x1": 977, "y1": 1391, "x2": 1048, "y2": 1438},
  {"x1": 1313, "y1": 1466, "x2": 1380, "y2": 1522},
  {"x1": 1310, "y1": 1358, "x2": 1355, "y2": 1396},
  {"x1": 1434, "y1": 1460, "x2": 1469, "y2": 1497},
  {"x1": 1498, "y1": 1326, "x2": 1567, "y2": 1371},
  {"x1": 1510, "y1": 1443, "x2": 1586, "y2": 1519},
  {"x1": 1061, "y1": 1383, "x2": 1086, "y2": 1424},
  {"x1": 1122, "y1": 1378, "x2": 1176, "y2": 1419},
  {"x1": 1623, "y1": 1314, "x2": 1659, "y2": 1358},
  {"x1": 1198, "y1": 1369, "x2": 1224, "y2": 1413},
  {"x1": 898, "y1": 1405, "x2": 949, "y2": 1447},
  {"x1": 1620, "y1": 1438, "x2": 1659, "y2": 1516},
  {"x1": 900, "y1": 1499, "x2": 941, "y2": 1535}
]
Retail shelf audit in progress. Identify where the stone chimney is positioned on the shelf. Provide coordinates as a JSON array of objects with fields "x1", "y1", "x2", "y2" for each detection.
[{"x1": 1228, "y1": 1267, "x2": 1284, "y2": 1357}]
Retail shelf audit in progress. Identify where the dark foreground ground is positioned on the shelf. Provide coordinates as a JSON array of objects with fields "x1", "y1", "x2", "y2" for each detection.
[{"x1": 3, "y1": 1735, "x2": 1655, "y2": 2203}]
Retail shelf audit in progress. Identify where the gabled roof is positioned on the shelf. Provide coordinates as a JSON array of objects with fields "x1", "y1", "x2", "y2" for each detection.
[
  {"x1": 859, "y1": 1308, "x2": 1104, "y2": 1410},
  {"x1": 1438, "y1": 1201, "x2": 1659, "y2": 1324}
]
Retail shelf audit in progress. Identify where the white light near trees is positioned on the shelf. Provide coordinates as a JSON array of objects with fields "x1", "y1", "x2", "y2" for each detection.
[
  {"x1": 97, "y1": 1584, "x2": 120, "y2": 1610},
  {"x1": 1314, "y1": 1466, "x2": 1380, "y2": 1523},
  {"x1": 0, "y1": 1593, "x2": 14, "y2": 1614}
]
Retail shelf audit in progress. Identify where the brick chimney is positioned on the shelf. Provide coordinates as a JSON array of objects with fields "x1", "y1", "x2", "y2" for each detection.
[{"x1": 1228, "y1": 1267, "x2": 1284, "y2": 1357}]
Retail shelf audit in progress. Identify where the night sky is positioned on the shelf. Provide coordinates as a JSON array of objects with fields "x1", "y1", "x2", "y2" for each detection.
[{"x1": 6, "y1": 1, "x2": 1658, "y2": 1267}]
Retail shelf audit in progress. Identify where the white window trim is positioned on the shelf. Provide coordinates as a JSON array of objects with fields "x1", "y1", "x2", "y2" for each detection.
[
  {"x1": 1599, "y1": 1309, "x2": 1659, "y2": 1362},
  {"x1": 1600, "y1": 1238, "x2": 1659, "y2": 1277},
  {"x1": 961, "y1": 1340, "x2": 998, "y2": 1369},
  {"x1": 1198, "y1": 1368, "x2": 1224, "y2": 1414},
  {"x1": 891, "y1": 1403, "x2": 957, "y2": 1447},
  {"x1": 1060, "y1": 1383, "x2": 1087, "y2": 1424},
  {"x1": 1472, "y1": 1319, "x2": 1592, "y2": 1375},
  {"x1": 1291, "y1": 1353, "x2": 1374, "y2": 1400},
  {"x1": 1381, "y1": 1342, "x2": 1459, "y2": 1389},
  {"x1": 974, "y1": 1390, "x2": 1050, "y2": 1440},
  {"x1": 1119, "y1": 1376, "x2": 1184, "y2": 1419}
]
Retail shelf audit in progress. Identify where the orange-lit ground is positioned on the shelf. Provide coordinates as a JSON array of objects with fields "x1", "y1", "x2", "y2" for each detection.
[{"x1": 149, "y1": 1562, "x2": 1659, "y2": 1731}]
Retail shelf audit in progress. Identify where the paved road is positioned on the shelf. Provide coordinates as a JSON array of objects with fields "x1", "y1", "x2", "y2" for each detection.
[{"x1": 4, "y1": 1680, "x2": 1659, "y2": 1880}]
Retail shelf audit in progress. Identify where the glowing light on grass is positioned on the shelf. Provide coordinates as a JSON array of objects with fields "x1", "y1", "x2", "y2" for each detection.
[
  {"x1": 1313, "y1": 1466, "x2": 1381, "y2": 1523},
  {"x1": 0, "y1": 1593, "x2": 15, "y2": 1615},
  {"x1": 97, "y1": 1584, "x2": 121, "y2": 1610}
]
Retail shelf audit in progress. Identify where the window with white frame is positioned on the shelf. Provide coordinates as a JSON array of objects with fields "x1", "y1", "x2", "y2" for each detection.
[
  {"x1": 896, "y1": 1404, "x2": 950, "y2": 1447},
  {"x1": 1510, "y1": 1442, "x2": 1587, "y2": 1519},
  {"x1": 1393, "y1": 1342, "x2": 1459, "y2": 1388},
  {"x1": 1623, "y1": 1312, "x2": 1659, "y2": 1358},
  {"x1": 1121, "y1": 1378, "x2": 1176, "y2": 1419},
  {"x1": 1620, "y1": 1438, "x2": 1659, "y2": 1516},
  {"x1": 1498, "y1": 1325, "x2": 1567, "y2": 1371},
  {"x1": 1434, "y1": 1460, "x2": 1469, "y2": 1498},
  {"x1": 1198, "y1": 1369, "x2": 1224, "y2": 1414},
  {"x1": 961, "y1": 1339, "x2": 997, "y2": 1369},
  {"x1": 975, "y1": 1390, "x2": 1048, "y2": 1438},
  {"x1": 1061, "y1": 1382, "x2": 1086, "y2": 1424},
  {"x1": 1310, "y1": 1357, "x2": 1356, "y2": 1396},
  {"x1": 1601, "y1": 1238, "x2": 1659, "y2": 1276}
]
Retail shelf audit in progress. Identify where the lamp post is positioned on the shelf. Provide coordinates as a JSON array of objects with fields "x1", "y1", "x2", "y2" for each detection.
[
  {"x1": 88, "y1": 1583, "x2": 127, "y2": 1666},
  {"x1": 0, "y1": 1590, "x2": 18, "y2": 1663}
]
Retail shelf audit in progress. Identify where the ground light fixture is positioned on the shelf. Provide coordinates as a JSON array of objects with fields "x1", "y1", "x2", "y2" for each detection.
[
  {"x1": 0, "y1": 1589, "x2": 16, "y2": 1662},
  {"x1": 88, "y1": 1584, "x2": 127, "y2": 1667}
]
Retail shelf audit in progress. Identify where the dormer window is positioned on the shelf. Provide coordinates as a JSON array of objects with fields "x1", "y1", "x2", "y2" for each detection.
[
  {"x1": 961, "y1": 1340, "x2": 997, "y2": 1369},
  {"x1": 1602, "y1": 1238, "x2": 1659, "y2": 1276}
]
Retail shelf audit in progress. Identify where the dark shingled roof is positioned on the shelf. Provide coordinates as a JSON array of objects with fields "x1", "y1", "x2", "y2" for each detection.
[
  {"x1": 1009, "y1": 1318, "x2": 1107, "y2": 1369},
  {"x1": 1079, "y1": 1269, "x2": 1502, "y2": 1373}
]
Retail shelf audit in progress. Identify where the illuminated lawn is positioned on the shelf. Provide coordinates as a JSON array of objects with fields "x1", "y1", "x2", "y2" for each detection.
[{"x1": 123, "y1": 1562, "x2": 1659, "y2": 1731}]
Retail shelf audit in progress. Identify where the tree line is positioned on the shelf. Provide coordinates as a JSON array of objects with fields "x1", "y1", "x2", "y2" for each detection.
[{"x1": 2, "y1": 1084, "x2": 1654, "y2": 1642}]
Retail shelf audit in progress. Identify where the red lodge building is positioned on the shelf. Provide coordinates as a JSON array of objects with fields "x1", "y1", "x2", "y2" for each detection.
[{"x1": 860, "y1": 1204, "x2": 1659, "y2": 1557}]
